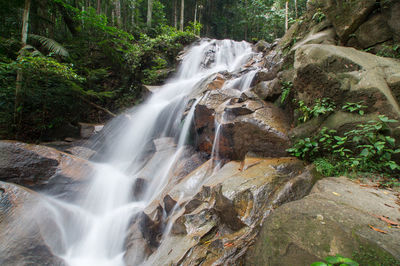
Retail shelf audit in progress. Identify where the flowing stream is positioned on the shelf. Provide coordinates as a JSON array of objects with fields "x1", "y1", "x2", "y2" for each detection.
[{"x1": 43, "y1": 39, "x2": 258, "y2": 266}]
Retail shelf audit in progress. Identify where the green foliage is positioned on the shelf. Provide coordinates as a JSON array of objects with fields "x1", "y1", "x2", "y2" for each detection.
[
  {"x1": 296, "y1": 98, "x2": 336, "y2": 123},
  {"x1": 0, "y1": 54, "x2": 85, "y2": 139},
  {"x1": 342, "y1": 101, "x2": 367, "y2": 115},
  {"x1": 312, "y1": 8, "x2": 326, "y2": 23},
  {"x1": 288, "y1": 115, "x2": 400, "y2": 179},
  {"x1": 311, "y1": 254, "x2": 359, "y2": 266},
  {"x1": 376, "y1": 44, "x2": 400, "y2": 59},
  {"x1": 280, "y1": 81, "x2": 292, "y2": 104},
  {"x1": 28, "y1": 34, "x2": 69, "y2": 57}
]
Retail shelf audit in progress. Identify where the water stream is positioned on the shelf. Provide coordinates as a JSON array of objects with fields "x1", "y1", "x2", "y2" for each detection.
[{"x1": 42, "y1": 39, "x2": 259, "y2": 266}]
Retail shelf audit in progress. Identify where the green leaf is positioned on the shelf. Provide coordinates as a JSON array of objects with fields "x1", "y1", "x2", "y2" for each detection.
[
  {"x1": 360, "y1": 149, "x2": 369, "y2": 157},
  {"x1": 310, "y1": 262, "x2": 328, "y2": 266}
]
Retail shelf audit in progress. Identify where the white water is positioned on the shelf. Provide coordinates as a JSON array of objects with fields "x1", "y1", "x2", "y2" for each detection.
[{"x1": 42, "y1": 39, "x2": 258, "y2": 266}]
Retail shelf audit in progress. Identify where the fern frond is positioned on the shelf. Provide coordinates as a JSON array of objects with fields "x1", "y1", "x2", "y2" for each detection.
[{"x1": 28, "y1": 34, "x2": 69, "y2": 57}]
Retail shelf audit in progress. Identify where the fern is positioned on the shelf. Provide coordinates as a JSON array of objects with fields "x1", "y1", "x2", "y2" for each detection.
[{"x1": 28, "y1": 34, "x2": 69, "y2": 57}]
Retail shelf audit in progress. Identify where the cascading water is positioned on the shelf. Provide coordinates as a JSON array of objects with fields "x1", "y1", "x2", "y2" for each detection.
[{"x1": 41, "y1": 39, "x2": 260, "y2": 266}]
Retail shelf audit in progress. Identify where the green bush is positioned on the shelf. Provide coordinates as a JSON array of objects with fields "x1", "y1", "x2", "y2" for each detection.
[{"x1": 288, "y1": 115, "x2": 400, "y2": 180}]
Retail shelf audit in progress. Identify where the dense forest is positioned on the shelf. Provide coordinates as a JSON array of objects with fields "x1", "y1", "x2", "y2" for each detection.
[{"x1": 0, "y1": 0, "x2": 306, "y2": 141}]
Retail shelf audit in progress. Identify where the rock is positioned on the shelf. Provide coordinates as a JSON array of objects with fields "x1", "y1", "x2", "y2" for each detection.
[
  {"x1": 354, "y1": 14, "x2": 392, "y2": 49},
  {"x1": 294, "y1": 44, "x2": 400, "y2": 121},
  {"x1": 251, "y1": 78, "x2": 281, "y2": 101},
  {"x1": 78, "y1": 122, "x2": 104, "y2": 139},
  {"x1": 64, "y1": 146, "x2": 96, "y2": 160},
  {"x1": 194, "y1": 93, "x2": 290, "y2": 160},
  {"x1": 254, "y1": 40, "x2": 272, "y2": 53},
  {"x1": 138, "y1": 157, "x2": 319, "y2": 265},
  {"x1": 0, "y1": 141, "x2": 92, "y2": 197},
  {"x1": 0, "y1": 181, "x2": 64, "y2": 265},
  {"x1": 292, "y1": 28, "x2": 336, "y2": 51},
  {"x1": 322, "y1": 0, "x2": 377, "y2": 43},
  {"x1": 246, "y1": 177, "x2": 400, "y2": 265},
  {"x1": 252, "y1": 69, "x2": 277, "y2": 84},
  {"x1": 382, "y1": 0, "x2": 400, "y2": 41},
  {"x1": 207, "y1": 74, "x2": 226, "y2": 90}
]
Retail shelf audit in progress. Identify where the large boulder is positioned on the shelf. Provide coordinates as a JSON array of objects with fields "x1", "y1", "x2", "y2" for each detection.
[
  {"x1": 0, "y1": 181, "x2": 64, "y2": 265},
  {"x1": 315, "y1": 0, "x2": 377, "y2": 43},
  {"x1": 125, "y1": 156, "x2": 320, "y2": 265},
  {"x1": 0, "y1": 141, "x2": 93, "y2": 197},
  {"x1": 194, "y1": 90, "x2": 290, "y2": 160},
  {"x1": 353, "y1": 13, "x2": 392, "y2": 49},
  {"x1": 293, "y1": 44, "x2": 400, "y2": 124},
  {"x1": 246, "y1": 177, "x2": 400, "y2": 265},
  {"x1": 382, "y1": 0, "x2": 400, "y2": 41}
]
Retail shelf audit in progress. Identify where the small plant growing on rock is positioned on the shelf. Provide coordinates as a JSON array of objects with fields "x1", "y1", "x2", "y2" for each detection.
[
  {"x1": 280, "y1": 81, "x2": 292, "y2": 104},
  {"x1": 296, "y1": 98, "x2": 336, "y2": 123},
  {"x1": 311, "y1": 254, "x2": 359, "y2": 266},
  {"x1": 288, "y1": 115, "x2": 400, "y2": 181},
  {"x1": 312, "y1": 9, "x2": 326, "y2": 23},
  {"x1": 342, "y1": 101, "x2": 367, "y2": 115}
]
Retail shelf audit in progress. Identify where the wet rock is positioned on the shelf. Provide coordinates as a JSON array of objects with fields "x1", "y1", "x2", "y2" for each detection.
[
  {"x1": 0, "y1": 141, "x2": 92, "y2": 197},
  {"x1": 141, "y1": 157, "x2": 319, "y2": 265},
  {"x1": 251, "y1": 78, "x2": 281, "y2": 101},
  {"x1": 64, "y1": 146, "x2": 96, "y2": 160},
  {"x1": 132, "y1": 178, "x2": 147, "y2": 200},
  {"x1": 0, "y1": 181, "x2": 64, "y2": 266},
  {"x1": 124, "y1": 215, "x2": 154, "y2": 266},
  {"x1": 207, "y1": 74, "x2": 226, "y2": 90},
  {"x1": 78, "y1": 122, "x2": 104, "y2": 139},
  {"x1": 194, "y1": 94, "x2": 290, "y2": 160},
  {"x1": 254, "y1": 40, "x2": 272, "y2": 53},
  {"x1": 246, "y1": 177, "x2": 400, "y2": 265}
]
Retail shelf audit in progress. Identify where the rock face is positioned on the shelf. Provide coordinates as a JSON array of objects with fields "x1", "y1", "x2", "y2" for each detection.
[
  {"x1": 0, "y1": 141, "x2": 92, "y2": 197},
  {"x1": 194, "y1": 90, "x2": 290, "y2": 160},
  {"x1": 293, "y1": 44, "x2": 400, "y2": 132},
  {"x1": 246, "y1": 177, "x2": 400, "y2": 265},
  {"x1": 0, "y1": 181, "x2": 63, "y2": 265},
  {"x1": 124, "y1": 156, "x2": 319, "y2": 265}
]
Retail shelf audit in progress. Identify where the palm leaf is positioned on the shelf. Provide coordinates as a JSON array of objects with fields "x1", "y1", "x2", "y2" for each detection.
[{"x1": 28, "y1": 34, "x2": 69, "y2": 57}]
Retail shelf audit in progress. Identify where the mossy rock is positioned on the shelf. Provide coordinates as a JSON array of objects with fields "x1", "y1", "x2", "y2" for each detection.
[{"x1": 245, "y1": 177, "x2": 400, "y2": 266}]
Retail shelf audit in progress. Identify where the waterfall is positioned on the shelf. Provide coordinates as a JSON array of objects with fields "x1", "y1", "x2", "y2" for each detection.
[{"x1": 42, "y1": 39, "x2": 259, "y2": 266}]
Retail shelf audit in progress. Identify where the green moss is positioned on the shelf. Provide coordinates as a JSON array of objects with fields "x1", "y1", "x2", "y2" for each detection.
[{"x1": 353, "y1": 243, "x2": 400, "y2": 266}]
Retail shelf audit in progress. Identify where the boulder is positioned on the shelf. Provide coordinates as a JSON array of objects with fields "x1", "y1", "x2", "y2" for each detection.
[
  {"x1": 294, "y1": 44, "x2": 400, "y2": 120},
  {"x1": 0, "y1": 141, "x2": 92, "y2": 197},
  {"x1": 132, "y1": 157, "x2": 319, "y2": 265},
  {"x1": 251, "y1": 78, "x2": 281, "y2": 101},
  {"x1": 382, "y1": 0, "x2": 400, "y2": 41},
  {"x1": 194, "y1": 90, "x2": 290, "y2": 160},
  {"x1": 246, "y1": 177, "x2": 400, "y2": 265},
  {"x1": 321, "y1": 0, "x2": 377, "y2": 43},
  {"x1": 354, "y1": 13, "x2": 392, "y2": 49},
  {"x1": 0, "y1": 181, "x2": 64, "y2": 265},
  {"x1": 78, "y1": 122, "x2": 104, "y2": 139}
]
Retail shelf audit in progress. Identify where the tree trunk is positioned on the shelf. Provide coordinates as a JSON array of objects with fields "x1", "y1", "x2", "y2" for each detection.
[
  {"x1": 295, "y1": 0, "x2": 298, "y2": 18},
  {"x1": 147, "y1": 0, "x2": 153, "y2": 27},
  {"x1": 285, "y1": 0, "x2": 289, "y2": 32},
  {"x1": 194, "y1": 0, "x2": 198, "y2": 33},
  {"x1": 97, "y1": 0, "x2": 101, "y2": 14},
  {"x1": 174, "y1": 0, "x2": 177, "y2": 28},
  {"x1": 180, "y1": 0, "x2": 184, "y2": 31},
  {"x1": 115, "y1": 0, "x2": 121, "y2": 27},
  {"x1": 15, "y1": 0, "x2": 31, "y2": 128}
]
